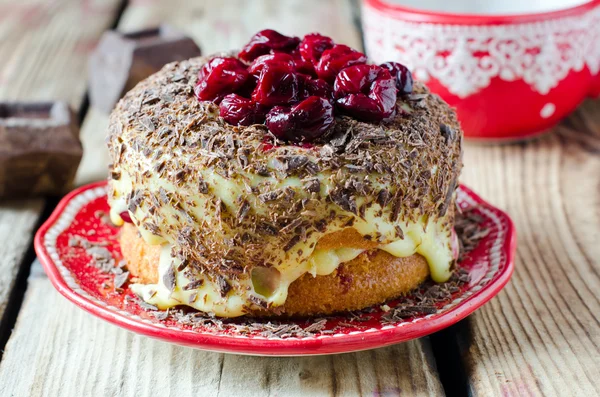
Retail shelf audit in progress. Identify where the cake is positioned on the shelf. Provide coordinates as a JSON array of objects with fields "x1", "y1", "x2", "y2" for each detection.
[{"x1": 107, "y1": 30, "x2": 463, "y2": 318}]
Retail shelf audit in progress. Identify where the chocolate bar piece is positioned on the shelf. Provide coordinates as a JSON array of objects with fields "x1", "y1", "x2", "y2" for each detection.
[
  {"x1": 89, "y1": 24, "x2": 202, "y2": 114},
  {"x1": 0, "y1": 102, "x2": 82, "y2": 198}
]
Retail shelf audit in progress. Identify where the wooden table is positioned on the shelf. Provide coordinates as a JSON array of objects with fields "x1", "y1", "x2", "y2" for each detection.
[{"x1": 0, "y1": 1, "x2": 598, "y2": 395}]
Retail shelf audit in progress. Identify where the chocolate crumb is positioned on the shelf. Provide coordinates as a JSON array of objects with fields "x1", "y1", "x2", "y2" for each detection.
[
  {"x1": 163, "y1": 264, "x2": 176, "y2": 292},
  {"x1": 153, "y1": 310, "x2": 169, "y2": 320},
  {"x1": 114, "y1": 271, "x2": 129, "y2": 289},
  {"x1": 303, "y1": 178, "x2": 320, "y2": 194},
  {"x1": 440, "y1": 123, "x2": 455, "y2": 144},
  {"x1": 217, "y1": 275, "x2": 231, "y2": 297},
  {"x1": 183, "y1": 279, "x2": 204, "y2": 290},
  {"x1": 283, "y1": 235, "x2": 300, "y2": 252},
  {"x1": 137, "y1": 298, "x2": 158, "y2": 311}
]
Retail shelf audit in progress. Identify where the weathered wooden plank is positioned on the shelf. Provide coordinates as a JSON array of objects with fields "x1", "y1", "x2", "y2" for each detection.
[
  {"x1": 0, "y1": 0, "x2": 122, "y2": 107},
  {"x1": 457, "y1": 101, "x2": 600, "y2": 396},
  {"x1": 0, "y1": 200, "x2": 43, "y2": 321},
  {"x1": 0, "y1": 0, "x2": 123, "y2": 330},
  {"x1": 0, "y1": 262, "x2": 443, "y2": 397},
  {"x1": 75, "y1": 107, "x2": 110, "y2": 186}
]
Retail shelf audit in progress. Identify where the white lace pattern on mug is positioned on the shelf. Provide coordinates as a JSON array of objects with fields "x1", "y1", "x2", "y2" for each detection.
[{"x1": 363, "y1": 6, "x2": 600, "y2": 98}]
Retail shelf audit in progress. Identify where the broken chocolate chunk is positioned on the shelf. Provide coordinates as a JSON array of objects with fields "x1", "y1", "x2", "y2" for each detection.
[
  {"x1": 89, "y1": 25, "x2": 201, "y2": 113},
  {"x1": 217, "y1": 275, "x2": 232, "y2": 297},
  {"x1": 163, "y1": 263, "x2": 177, "y2": 292},
  {"x1": 440, "y1": 123, "x2": 455, "y2": 144},
  {"x1": 183, "y1": 279, "x2": 204, "y2": 290},
  {"x1": 0, "y1": 101, "x2": 82, "y2": 198}
]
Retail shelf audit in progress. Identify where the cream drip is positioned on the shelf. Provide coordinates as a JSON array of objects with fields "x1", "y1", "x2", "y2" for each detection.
[{"x1": 110, "y1": 166, "x2": 455, "y2": 317}]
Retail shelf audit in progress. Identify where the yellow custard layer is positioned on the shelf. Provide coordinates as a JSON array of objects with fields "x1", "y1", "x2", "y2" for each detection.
[{"x1": 110, "y1": 164, "x2": 455, "y2": 317}]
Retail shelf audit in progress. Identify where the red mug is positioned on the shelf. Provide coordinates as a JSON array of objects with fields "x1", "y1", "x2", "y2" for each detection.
[{"x1": 362, "y1": 0, "x2": 600, "y2": 140}]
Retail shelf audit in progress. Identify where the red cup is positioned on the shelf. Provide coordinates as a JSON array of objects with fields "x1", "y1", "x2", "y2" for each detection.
[{"x1": 362, "y1": 0, "x2": 600, "y2": 141}]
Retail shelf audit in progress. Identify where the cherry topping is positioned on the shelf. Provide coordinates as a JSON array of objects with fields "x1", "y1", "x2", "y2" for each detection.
[
  {"x1": 299, "y1": 75, "x2": 332, "y2": 100},
  {"x1": 220, "y1": 94, "x2": 268, "y2": 126},
  {"x1": 334, "y1": 64, "x2": 397, "y2": 121},
  {"x1": 380, "y1": 61, "x2": 413, "y2": 95},
  {"x1": 238, "y1": 29, "x2": 300, "y2": 63},
  {"x1": 195, "y1": 57, "x2": 249, "y2": 102},
  {"x1": 248, "y1": 53, "x2": 295, "y2": 76},
  {"x1": 289, "y1": 49, "x2": 316, "y2": 77},
  {"x1": 119, "y1": 211, "x2": 133, "y2": 223},
  {"x1": 252, "y1": 63, "x2": 301, "y2": 106},
  {"x1": 194, "y1": 31, "x2": 417, "y2": 144},
  {"x1": 265, "y1": 96, "x2": 334, "y2": 142},
  {"x1": 299, "y1": 33, "x2": 334, "y2": 64},
  {"x1": 235, "y1": 73, "x2": 259, "y2": 98},
  {"x1": 316, "y1": 44, "x2": 367, "y2": 83}
]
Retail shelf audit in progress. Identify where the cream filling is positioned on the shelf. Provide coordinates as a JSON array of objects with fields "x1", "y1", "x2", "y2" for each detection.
[
  {"x1": 130, "y1": 243, "x2": 368, "y2": 317},
  {"x1": 121, "y1": 214, "x2": 453, "y2": 317},
  {"x1": 110, "y1": 157, "x2": 454, "y2": 317}
]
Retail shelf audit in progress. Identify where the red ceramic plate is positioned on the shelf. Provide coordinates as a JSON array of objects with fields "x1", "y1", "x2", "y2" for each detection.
[{"x1": 35, "y1": 181, "x2": 515, "y2": 356}]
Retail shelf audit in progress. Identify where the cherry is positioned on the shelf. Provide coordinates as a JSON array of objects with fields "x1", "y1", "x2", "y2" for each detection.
[
  {"x1": 265, "y1": 96, "x2": 334, "y2": 142},
  {"x1": 220, "y1": 94, "x2": 268, "y2": 126},
  {"x1": 316, "y1": 44, "x2": 367, "y2": 83},
  {"x1": 194, "y1": 32, "x2": 412, "y2": 137},
  {"x1": 289, "y1": 49, "x2": 316, "y2": 76},
  {"x1": 299, "y1": 33, "x2": 334, "y2": 64},
  {"x1": 235, "y1": 73, "x2": 259, "y2": 98},
  {"x1": 251, "y1": 63, "x2": 301, "y2": 106},
  {"x1": 380, "y1": 61, "x2": 413, "y2": 95},
  {"x1": 299, "y1": 75, "x2": 332, "y2": 100},
  {"x1": 248, "y1": 53, "x2": 295, "y2": 76},
  {"x1": 195, "y1": 57, "x2": 249, "y2": 102},
  {"x1": 334, "y1": 64, "x2": 397, "y2": 121},
  {"x1": 238, "y1": 29, "x2": 300, "y2": 63},
  {"x1": 119, "y1": 211, "x2": 133, "y2": 223}
]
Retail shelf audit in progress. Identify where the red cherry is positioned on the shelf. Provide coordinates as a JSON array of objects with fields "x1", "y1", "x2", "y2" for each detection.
[
  {"x1": 238, "y1": 29, "x2": 300, "y2": 62},
  {"x1": 334, "y1": 64, "x2": 397, "y2": 121},
  {"x1": 316, "y1": 44, "x2": 367, "y2": 83},
  {"x1": 380, "y1": 62, "x2": 413, "y2": 95},
  {"x1": 195, "y1": 57, "x2": 249, "y2": 102},
  {"x1": 248, "y1": 53, "x2": 295, "y2": 76},
  {"x1": 299, "y1": 33, "x2": 334, "y2": 64},
  {"x1": 299, "y1": 75, "x2": 332, "y2": 100},
  {"x1": 119, "y1": 211, "x2": 133, "y2": 223},
  {"x1": 333, "y1": 64, "x2": 378, "y2": 97},
  {"x1": 265, "y1": 96, "x2": 334, "y2": 142},
  {"x1": 251, "y1": 63, "x2": 301, "y2": 106},
  {"x1": 289, "y1": 49, "x2": 316, "y2": 77},
  {"x1": 220, "y1": 94, "x2": 268, "y2": 126},
  {"x1": 235, "y1": 73, "x2": 259, "y2": 98}
]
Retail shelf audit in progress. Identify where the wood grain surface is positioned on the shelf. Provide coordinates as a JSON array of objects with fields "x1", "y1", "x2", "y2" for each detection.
[
  {"x1": 0, "y1": 0, "x2": 122, "y2": 330},
  {"x1": 0, "y1": 0, "x2": 122, "y2": 107},
  {"x1": 458, "y1": 101, "x2": 600, "y2": 396},
  {"x1": 0, "y1": 200, "x2": 42, "y2": 321}
]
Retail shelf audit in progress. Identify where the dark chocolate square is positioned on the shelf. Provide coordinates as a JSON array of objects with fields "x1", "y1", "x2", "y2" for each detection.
[
  {"x1": 89, "y1": 24, "x2": 201, "y2": 114},
  {"x1": 0, "y1": 102, "x2": 82, "y2": 198}
]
